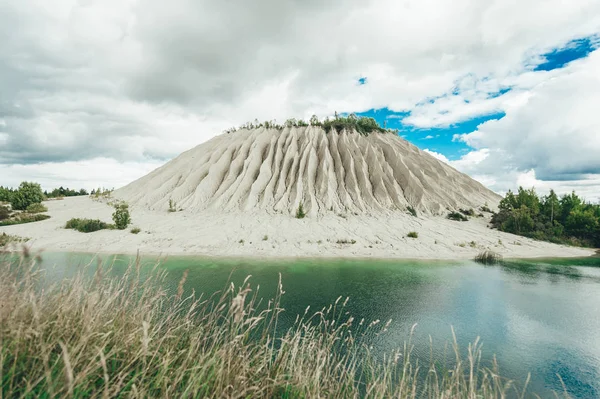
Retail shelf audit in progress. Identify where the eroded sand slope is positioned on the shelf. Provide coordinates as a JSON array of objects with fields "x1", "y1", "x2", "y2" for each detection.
[{"x1": 116, "y1": 127, "x2": 501, "y2": 216}]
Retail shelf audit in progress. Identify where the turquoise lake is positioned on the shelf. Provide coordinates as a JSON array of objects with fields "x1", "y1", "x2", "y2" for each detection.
[{"x1": 31, "y1": 252, "x2": 600, "y2": 398}]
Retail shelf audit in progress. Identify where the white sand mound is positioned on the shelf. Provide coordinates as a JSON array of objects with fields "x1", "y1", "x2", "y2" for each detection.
[{"x1": 116, "y1": 127, "x2": 500, "y2": 215}]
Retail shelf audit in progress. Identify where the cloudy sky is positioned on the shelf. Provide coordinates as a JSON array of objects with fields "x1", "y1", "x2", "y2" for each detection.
[{"x1": 1, "y1": 0, "x2": 600, "y2": 201}]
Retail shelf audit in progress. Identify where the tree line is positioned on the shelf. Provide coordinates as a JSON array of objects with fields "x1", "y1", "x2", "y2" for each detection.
[
  {"x1": 0, "y1": 184, "x2": 88, "y2": 206},
  {"x1": 491, "y1": 187, "x2": 600, "y2": 247}
]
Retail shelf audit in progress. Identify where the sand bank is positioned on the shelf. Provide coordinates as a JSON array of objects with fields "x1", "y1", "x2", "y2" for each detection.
[{"x1": 1, "y1": 196, "x2": 594, "y2": 260}]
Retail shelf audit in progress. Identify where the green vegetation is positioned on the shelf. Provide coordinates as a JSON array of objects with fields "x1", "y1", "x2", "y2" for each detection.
[
  {"x1": 262, "y1": 235, "x2": 268, "y2": 241},
  {"x1": 168, "y1": 198, "x2": 178, "y2": 212},
  {"x1": 112, "y1": 202, "x2": 132, "y2": 230},
  {"x1": 447, "y1": 211, "x2": 469, "y2": 222},
  {"x1": 0, "y1": 213, "x2": 50, "y2": 227},
  {"x1": 0, "y1": 206, "x2": 9, "y2": 220},
  {"x1": 65, "y1": 218, "x2": 109, "y2": 233},
  {"x1": 481, "y1": 205, "x2": 493, "y2": 213},
  {"x1": 9, "y1": 182, "x2": 44, "y2": 211},
  {"x1": 459, "y1": 208, "x2": 476, "y2": 217},
  {"x1": 224, "y1": 113, "x2": 399, "y2": 136},
  {"x1": 407, "y1": 206, "x2": 417, "y2": 217},
  {"x1": 131, "y1": 227, "x2": 141, "y2": 234},
  {"x1": 295, "y1": 203, "x2": 306, "y2": 219},
  {"x1": 407, "y1": 231, "x2": 419, "y2": 238},
  {"x1": 474, "y1": 250, "x2": 503, "y2": 265},
  {"x1": 491, "y1": 187, "x2": 600, "y2": 247},
  {"x1": 0, "y1": 252, "x2": 539, "y2": 398},
  {"x1": 45, "y1": 186, "x2": 88, "y2": 198},
  {"x1": 91, "y1": 187, "x2": 114, "y2": 200},
  {"x1": 336, "y1": 239, "x2": 357, "y2": 244},
  {"x1": 26, "y1": 203, "x2": 48, "y2": 214},
  {"x1": 0, "y1": 233, "x2": 29, "y2": 246}
]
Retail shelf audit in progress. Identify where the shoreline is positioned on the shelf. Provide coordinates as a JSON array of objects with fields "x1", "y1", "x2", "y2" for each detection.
[
  {"x1": 1, "y1": 196, "x2": 596, "y2": 261},
  {"x1": 6, "y1": 246, "x2": 599, "y2": 265}
]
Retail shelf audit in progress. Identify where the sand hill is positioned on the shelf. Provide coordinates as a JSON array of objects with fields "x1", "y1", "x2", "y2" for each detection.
[{"x1": 116, "y1": 127, "x2": 500, "y2": 216}]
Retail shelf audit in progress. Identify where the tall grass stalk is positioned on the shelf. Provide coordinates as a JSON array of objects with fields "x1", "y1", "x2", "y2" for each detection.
[{"x1": 0, "y1": 252, "x2": 535, "y2": 398}]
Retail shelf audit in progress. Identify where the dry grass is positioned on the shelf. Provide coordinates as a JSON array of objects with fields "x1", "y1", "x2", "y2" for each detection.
[
  {"x1": 0, "y1": 251, "x2": 539, "y2": 398},
  {"x1": 474, "y1": 250, "x2": 503, "y2": 265}
]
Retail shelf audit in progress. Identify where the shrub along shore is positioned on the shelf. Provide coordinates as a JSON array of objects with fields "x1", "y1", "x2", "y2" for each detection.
[{"x1": 0, "y1": 251, "x2": 552, "y2": 398}]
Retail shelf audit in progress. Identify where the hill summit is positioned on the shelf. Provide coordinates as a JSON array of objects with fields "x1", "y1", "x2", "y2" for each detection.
[{"x1": 117, "y1": 120, "x2": 500, "y2": 216}]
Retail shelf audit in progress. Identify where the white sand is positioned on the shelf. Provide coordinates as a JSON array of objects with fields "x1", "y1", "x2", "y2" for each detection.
[
  {"x1": 2, "y1": 127, "x2": 594, "y2": 259},
  {"x1": 1, "y1": 196, "x2": 594, "y2": 259}
]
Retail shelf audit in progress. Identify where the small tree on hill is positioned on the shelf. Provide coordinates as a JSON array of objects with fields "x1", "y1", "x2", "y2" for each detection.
[
  {"x1": 112, "y1": 202, "x2": 131, "y2": 230},
  {"x1": 295, "y1": 203, "x2": 306, "y2": 219}
]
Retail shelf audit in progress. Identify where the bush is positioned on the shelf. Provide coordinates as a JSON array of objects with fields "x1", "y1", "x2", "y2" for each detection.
[
  {"x1": 448, "y1": 212, "x2": 469, "y2": 222},
  {"x1": 10, "y1": 182, "x2": 44, "y2": 211},
  {"x1": 407, "y1": 206, "x2": 417, "y2": 217},
  {"x1": 112, "y1": 202, "x2": 131, "y2": 230},
  {"x1": 474, "y1": 250, "x2": 503, "y2": 265},
  {"x1": 0, "y1": 214, "x2": 50, "y2": 227},
  {"x1": 65, "y1": 218, "x2": 109, "y2": 233},
  {"x1": 26, "y1": 203, "x2": 48, "y2": 214},
  {"x1": 168, "y1": 199, "x2": 177, "y2": 213},
  {"x1": 0, "y1": 206, "x2": 10, "y2": 221},
  {"x1": 407, "y1": 231, "x2": 419, "y2": 238},
  {"x1": 131, "y1": 227, "x2": 141, "y2": 234},
  {"x1": 336, "y1": 239, "x2": 356, "y2": 244},
  {"x1": 459, "y1": 208, "x2": 476, "y2": 217},
  {"x1": 295, "y1": 203, "x2": 306, "y2": 219}
]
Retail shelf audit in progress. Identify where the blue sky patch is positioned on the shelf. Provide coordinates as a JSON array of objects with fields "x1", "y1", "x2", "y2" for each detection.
[
  {"x1": 534, "y1": 36, "x2": 598, "y2": 71},
  {"x1": 349, "y1": 108, "x2": 505, "y2": 160}
]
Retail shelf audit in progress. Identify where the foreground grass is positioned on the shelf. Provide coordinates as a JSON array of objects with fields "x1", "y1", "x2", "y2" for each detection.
[{"x1": 0, "y1": 253, "x2": 543, "y2": 398}]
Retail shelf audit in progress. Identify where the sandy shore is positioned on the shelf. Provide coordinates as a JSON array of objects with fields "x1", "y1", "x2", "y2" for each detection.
[{"x1": 0, "y1": 196, "x2": 595, "y2": 260}]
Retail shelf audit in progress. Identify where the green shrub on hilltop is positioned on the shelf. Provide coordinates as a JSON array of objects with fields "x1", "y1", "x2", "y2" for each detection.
[{"x1": 224, "y1": 113, "x2": 399, "y2": 136}]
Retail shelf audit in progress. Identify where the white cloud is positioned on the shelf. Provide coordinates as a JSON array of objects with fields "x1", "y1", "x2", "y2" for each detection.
[
  {"x1": 423, "y1": 149, "x2": 450, "y2": 163},
  {"x1": 456, "y1": 50, "x2": 600, "y2": 184},
  {"x1": 0, "y1": 158, "x2": 163, "y2": 191},
  {"x1": 1, "y1": 0, "x2": 600, "y2": 191}
]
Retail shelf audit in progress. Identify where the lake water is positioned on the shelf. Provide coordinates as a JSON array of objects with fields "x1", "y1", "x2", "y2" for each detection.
[{"x1": 30, "y1": 252, "x2": 600, "y2": 398}]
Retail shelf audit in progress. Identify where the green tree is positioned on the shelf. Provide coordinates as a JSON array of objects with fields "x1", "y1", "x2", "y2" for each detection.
[
  {"x1": 0, "y1": 186, "x2": 15, "y2": 203},
  {"x1": 502, "y1": 205, "x2": 535, "y2": 234},
  {"x1": 112, "y1": 203, "x2": 131, "y2": 230},
  {"x1": 10, "y1": 182, "x2": 44, "y2": 211},
  {"x1": 559, "y1": 192, "x2": 582, "y2": 225},
  {"x1": 541, "y1": 189, "x2": 560, "y2": 224},
  {"x1": 565, "y1": 208, "x2": 598, "y2": 238}
]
